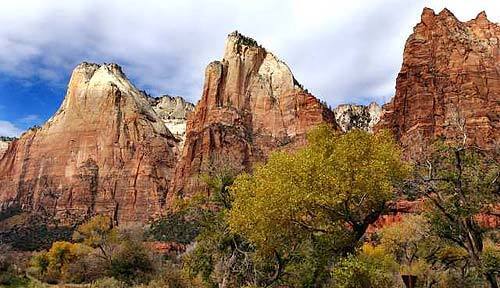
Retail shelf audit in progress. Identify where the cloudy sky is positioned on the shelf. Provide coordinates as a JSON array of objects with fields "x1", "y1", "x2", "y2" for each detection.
[{"x1": 0, "y1": 0, "x2": 498, "y2": 136}]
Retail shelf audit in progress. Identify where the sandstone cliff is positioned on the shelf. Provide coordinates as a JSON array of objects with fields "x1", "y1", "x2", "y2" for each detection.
[
  {"x1": 149, "y1": 95, "x2": 194, "y2": 149},
  {"x1": 0, "y1": 63, "x2": 178, "y2": 224},
  {"x1": 378, "y1": 8, "x2": 499, "y2": 158},
  {"x1": 169, "y1": 31, "x2": 336, "y2": 198},
  {"x1": 333, "y1": 102, "x2": 381, "y2": 132},
  {"x1": 0, "y1": 137, "x2": 15, "y2": 159}
]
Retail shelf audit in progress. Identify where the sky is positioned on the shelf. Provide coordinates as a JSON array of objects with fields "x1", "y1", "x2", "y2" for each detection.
[{"x1": 0, "y1": 0, "x2": 498, "y2": 137}]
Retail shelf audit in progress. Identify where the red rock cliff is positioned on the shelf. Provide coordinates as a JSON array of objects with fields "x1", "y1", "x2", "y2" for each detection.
[
  {"x1": 378, "y1": 8, "x2": 499, "y2": 158},
  {"x1": 169, "y1": 31, "x2": 336, "y2": 199},
  {"x1": 0, "y1": 63, "x2": 178, "y2": 224}
]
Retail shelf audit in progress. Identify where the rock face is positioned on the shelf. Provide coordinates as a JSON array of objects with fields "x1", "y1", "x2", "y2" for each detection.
[
  {"x1": 0, "y1": 142, "x2": 7, "y2": 159},
  {"x1": 378, "y1": 8, "x2": 500, "y2": 157},
  {"x1": 169, "y1": 31, "x2": 336, "y2": 198},
  {"x1": 0, "y1": 137, "x2": 15, "y2": 159},
  {"x1": 149, "y1": 95, "x2": 194, "y2": 149},
  {"x1": 333, "y1": 102, "x2": 382, "y2": 132},
  {"x1": 0, "y1": 63, "x2": 178, "y2": 224}
]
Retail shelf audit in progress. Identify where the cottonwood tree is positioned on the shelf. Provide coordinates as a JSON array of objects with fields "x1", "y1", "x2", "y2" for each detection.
[
  {"x1": 72, "y1": 215, "x2": 118, "y2": 262},
  {"x1": 228, "y1": 126, "x2": 410, "y2": 284}
]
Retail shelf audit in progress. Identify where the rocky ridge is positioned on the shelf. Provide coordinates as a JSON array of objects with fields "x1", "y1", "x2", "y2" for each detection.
[
  {"x1": 333, "y1": 102, "x2": 382, "y2": 132},
  {"x1": 0, "y1": 63, "x2": 178, "y2": 224},
  {"x1": 169, "y1": 31, "x2": 337, "y2": 199},
  {"x1": 0, "y1": 8, "x2": 498, "y2": 228}
]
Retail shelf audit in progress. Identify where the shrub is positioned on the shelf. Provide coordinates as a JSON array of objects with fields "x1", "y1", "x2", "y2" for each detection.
[
  {"x1": 90, "y1": 277, "x2": 126, "y2": 288},
  {"x1": 148, "y1": 211, "x2": 200, "y2": 244},
  {"x1": 110, "y1": 239, "x2": 155, "y2": 285},
  {"x1": 330, "y1": 244, "x2": 398, "y2": 288},
  {"x1": 29, "y1": 241, "x2": 91, "y2": 283},
  {"x1": 64, "y1": 252, "x2": 110, "y2": 283}
]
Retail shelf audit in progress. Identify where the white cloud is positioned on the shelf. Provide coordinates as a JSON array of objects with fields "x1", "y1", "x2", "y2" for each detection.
[
  {"x1": 0, "y1": 0, "x2": 498, "y2": 106},
  {"x1": 0, "y1": 121, "x2": 23, "y2": 137},
  {"x1": 18, "y1": 114, "x2": 40, "y2": 124}
]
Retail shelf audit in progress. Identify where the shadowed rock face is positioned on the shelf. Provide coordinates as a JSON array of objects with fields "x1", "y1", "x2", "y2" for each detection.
[
  {"x1": 169, "y1": 31, "x2": 337, "y2": 199},
  {"x1": 378, "y1": 8, "x2": 500, "y2": 158},
  {"x1": 333, "y1": 102, "x2": 382, "y2": 132},
  {"x1": 0, "y1": 63, "x2": 178, "y2": 224}
]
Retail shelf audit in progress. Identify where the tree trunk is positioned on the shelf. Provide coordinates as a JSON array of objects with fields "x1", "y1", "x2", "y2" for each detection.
[{"x1": 485, "y1": 272, "x2": 498, "y2": 288}]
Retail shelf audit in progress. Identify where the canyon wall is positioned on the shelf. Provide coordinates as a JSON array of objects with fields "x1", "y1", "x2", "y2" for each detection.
[
  {"x1": 378, "y1": 8, "x2": 499, "y2": 158},
  {"x1": 0, "y1": 63, "x2": 178, "y2": 224},
  {"x1": 169, "y1": 31, "x2": 336, "y2": 199}
]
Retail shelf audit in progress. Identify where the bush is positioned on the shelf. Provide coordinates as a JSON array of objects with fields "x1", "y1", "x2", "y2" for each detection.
[
  {"x1": 330, "y1": 244, "x2": 398, "y2": 288},
  {"x1": 64, "y1": 252, "x2": 109, "y2": 283},
  {"x1": 110, "y1": 239, "x2": 155, "y2": 285},
  {"x1": 29, "y1": 241, "x2": 92, "y2": 283},
  {"x1": 148, "y1": 211, "x2": 201, "y2": 244},
  {"x1": 90, "y1": 277, "x2": 126, "y2": 288}
]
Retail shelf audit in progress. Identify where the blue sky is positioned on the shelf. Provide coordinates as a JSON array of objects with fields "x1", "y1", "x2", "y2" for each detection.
[{"x1": 0, "y1": 0, "x2": 498, "y2": 137}]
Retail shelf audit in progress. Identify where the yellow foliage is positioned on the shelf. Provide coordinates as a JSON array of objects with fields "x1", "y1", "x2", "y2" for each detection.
[
  {"x1": 228, "y1": 126, "x2": 410, "y2": 254},
  {"x1": 73, "y1": 215, "x2": 117, "y2": 249}
]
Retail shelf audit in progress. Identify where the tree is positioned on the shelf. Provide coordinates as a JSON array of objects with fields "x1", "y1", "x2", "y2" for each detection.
[
  {"x1": 72, "y1": 215, "x2": 118, "y2": 262},
  {"x1": 228, "y1": 127, "x2": 409, "y2": 260},
  {"x1": 109, "y1": 237, "x2": 155, "y2": 285},
  {"x1": 376, "y1": 214, "x2": 455, "y2": 287},
  {"x1": 181, "y1": 157, "x2": 263, "y2": 288},
  {"x1": 30, "y1": 241, "x2": 91, "y2": 283},
  {"x1": 415, "y1": 142, "x2": 499, "y2": 288}
]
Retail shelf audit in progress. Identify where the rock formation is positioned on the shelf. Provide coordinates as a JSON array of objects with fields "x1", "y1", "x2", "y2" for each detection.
[
  {"x1": 333, "y1": 102, "x2": 381, "y2": 132},
  {"x1": 149, "y1": 95, "x2": 194, "y2": 149},
  {"x1": 0, "y1": 63, "x2": 178, "y2": 224},
  {"x1": 378, "y1": 8, "x2": 499, "y2": 157},
  {"x1": 169, "y1": 31, "x2": 336, "y2": 198},
  {"x1": 0, "y1": 137, "x2": 15, "y2": 159}
]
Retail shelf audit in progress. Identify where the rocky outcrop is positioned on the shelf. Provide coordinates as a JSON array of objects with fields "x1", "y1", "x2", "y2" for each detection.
[
  {"x1": 169, "y1": 31, "x2": 336, "y2": 199},
  {"x1": 333, "y1": 102, "x2": 381, "y2": 132},
  {"x1": 149, "y1": 95, "x2": 194, "y2": 149},
  {"x1": 0, "y1": 63, "x2": 178, "y2": 224},
  {"x1": 0, "y1": 137, "x2": 15, "y2": 159},
  {"x1": 377, "y1": 8, "x2": 500, "y2": 158}
]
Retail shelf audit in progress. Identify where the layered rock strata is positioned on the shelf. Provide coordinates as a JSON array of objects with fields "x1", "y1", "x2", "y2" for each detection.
[
  {"x1": 378, "y1": 8, "x2": 500, "y2": 157},
  {"x1": 0, "y1": 63, "x2": 178, "y2": 224},
  {"x1": 169, "y1": 31, "x2": 336, "y2": 198}
]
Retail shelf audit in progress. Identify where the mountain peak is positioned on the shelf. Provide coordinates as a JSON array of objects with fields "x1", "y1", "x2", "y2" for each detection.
[
  {"x1": 475, "y1": 10, "x2": 488, "y2": 20},
  {"x1": 438, "y1": 8, "x2": 455, "y2": 18},
  {"x1": 227, "y1": 30, "x2": 260, "y2": 47},
  {"x1": 224, "y1": 31, "x2": 263, "y2": 59},
  {"x1": 68, "y1": 62, "x2": 137, "y2": 100}
]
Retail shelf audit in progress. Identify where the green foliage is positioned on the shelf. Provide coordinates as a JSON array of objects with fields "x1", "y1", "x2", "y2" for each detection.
[
  {"x1": 414, "y1": 143, "x2": 499, "y2": 287},
  {"x1": 135, "y1": 263, "x2": 204, "y2": 288},
  {"x1": 90, "y1": 277, "x2": 127, "y2": 288},
  {"x1": 481, "y1": 242, "x2": 500, "y2": 280},
  {"x1": 330, "y1": 244, "x2": 398, "y2": 288},
  {"x1": 110, "y1": 236, "x2": 155, "y2": 285},
  {"x1": 180, "y1": 157, "x2": 280, "y2": 287},
  {"x1": 29, "y1": 241, "x2": 91, "y2": 283},
  {"x1": 229, "y1": 127, "x2": 409, "y2": 257},
  {"x1": 73, "y1": 215, "x2": 118, "y2": 260},
  {"x1": 148, "y1": 211, "x2": 201, "y2": 245},
  {"x1": 379, "y1": 215, "x2": 438, "y2": 275}
]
